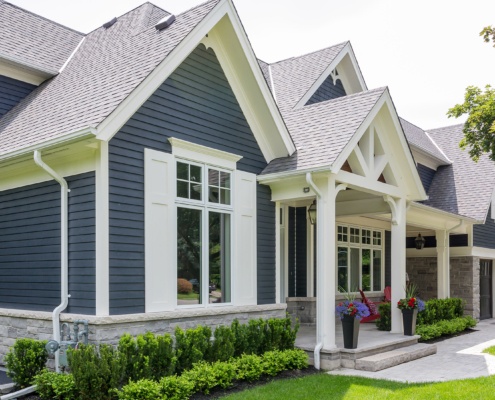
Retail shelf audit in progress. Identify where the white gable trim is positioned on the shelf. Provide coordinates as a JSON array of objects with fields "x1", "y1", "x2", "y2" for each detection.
[
  {"x1": 294, "y1": 42, "x2": 367, "y2": 109},
  {"x1": 333, "y1": 89, "x2": 426, "y2": 201},
  {"x1": 95, "y1": 0, "x2": 294, "y2": 162}
]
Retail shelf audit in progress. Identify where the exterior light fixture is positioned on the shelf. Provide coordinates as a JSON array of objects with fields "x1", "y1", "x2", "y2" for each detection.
[
  {"x1": 415, "y1": 233, "x2": 425, "y2": 250},
  {"x1": 308, "y1": 200, "x2": 317, "y2": 225}
]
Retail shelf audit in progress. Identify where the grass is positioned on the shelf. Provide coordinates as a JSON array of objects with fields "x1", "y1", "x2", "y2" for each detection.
[
  {"x1": 223, "y1": 373, "x2": 495, "y2": 400},
  {"x1": 483, "y1": 345, "x2": 495, "y2": 356}
]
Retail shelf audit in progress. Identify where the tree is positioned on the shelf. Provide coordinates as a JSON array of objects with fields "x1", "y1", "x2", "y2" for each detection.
[{"x1": 447, "y1": 26, "x2": 495, "y2": 161}]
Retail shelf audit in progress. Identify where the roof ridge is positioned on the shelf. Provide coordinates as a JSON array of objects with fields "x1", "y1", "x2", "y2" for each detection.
[
  {"x1": 427, "y1": 122, "x2": 465, "y2": 133},
  {"x1": 176, "y1": 0, "x2": 221, "y2": 17},
  {"x1": 3, "y1": 1, "x2": 84, "y2": 36},
  {"x1": 269, "y1": 41, "x2": 349, "y2": 66}
]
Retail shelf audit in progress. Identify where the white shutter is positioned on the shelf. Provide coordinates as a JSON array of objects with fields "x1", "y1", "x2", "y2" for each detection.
[
  {"x1": 234, "y1": 170, "x2": 257, "y2": 305},
  {"x1": 144, "y1": 148, "x2": 176, "y2": 312}
]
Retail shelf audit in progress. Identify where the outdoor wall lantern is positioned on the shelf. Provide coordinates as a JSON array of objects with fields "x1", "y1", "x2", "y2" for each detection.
[
  {"x1": 415, "y1": 233, "x2": 425, "y2": 250},
  {"x1": 308, "y1": 200, "x2": 317, "y2": 225}
]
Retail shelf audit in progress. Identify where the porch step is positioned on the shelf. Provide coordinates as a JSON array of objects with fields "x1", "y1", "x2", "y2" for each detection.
[{"x1": 354, "y1": 343, "x2": 437, "y2": 372}]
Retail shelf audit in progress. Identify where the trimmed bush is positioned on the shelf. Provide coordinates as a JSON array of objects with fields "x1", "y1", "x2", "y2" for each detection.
[
  {"x1": 416, "y1": 316, "x2": 477, "y2": 341},
  {"x1": 34, "y1": 370, "x2": 76, "y2": 400},
  {"x1": 375, "y1": 302, "x2": 391, "y2": 331},
  {"x1": 68, "y1": 344, "x2": 124, "y2": 400},
  {"x1": 116, "y1": 349, "x2": 309, "y2": 399},
  {"x1": 118, "y1": 331, "x2": 175, "y2": 383},
  {"x1": 211, "y1": 325, "x2": 235, "y2": 362},
  {"x1": 175, "y1": 325, "x2": 212, "y2": 373},
  {"x1": 417, "y1": 298, "x2": 464, "y2": 325},
  {"x1": 5, "y1": 338, "x2": 48, "y2": 388},
  {"x1": 177, "y1": 279, "x2": 193, "y2": 294}
]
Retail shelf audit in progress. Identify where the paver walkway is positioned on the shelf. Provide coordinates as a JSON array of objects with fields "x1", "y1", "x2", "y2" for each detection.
[{"x1": 328, "y1": 319, "x2": 495, "y2": 382}]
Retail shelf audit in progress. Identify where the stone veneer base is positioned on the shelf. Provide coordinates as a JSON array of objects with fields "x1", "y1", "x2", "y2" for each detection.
[{"x1": 0, "y1": 304, "x2": 287, "y2": 364}]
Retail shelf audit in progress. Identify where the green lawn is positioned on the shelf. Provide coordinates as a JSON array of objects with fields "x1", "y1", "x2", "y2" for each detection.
[
  {"x1": 483, "y1": 345, "x2": 495, "y2": 356},
  {"x1": 223, "y1": 373, "x2": 495, "y2": 400}
]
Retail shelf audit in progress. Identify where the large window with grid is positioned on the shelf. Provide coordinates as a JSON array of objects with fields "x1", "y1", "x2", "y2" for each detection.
[
  {"x1": 176, "y1": 160, "x2": 232, "y2": 306},
  {"x1": 337, "y1": 224, "x2": 384, "y2": 293}
]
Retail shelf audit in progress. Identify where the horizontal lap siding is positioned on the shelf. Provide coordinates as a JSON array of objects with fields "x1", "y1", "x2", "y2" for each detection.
[
  {"x1": 306, "y1": 73, "x2": 346, "y2": 105},
  {"x1": 109, "y1": 45, "x2": 270, "y2": 314},
  {"x1": 257, "y1": 184, "x2": 275, "y2": 304},
  {"x1": 474, "y1": 207, "x2": 495, "y2": 249},
  {"x1": 0, "y1": 75, "x2": 36, "y2": 118},
  {"x1": 417, "y1": 164, "x2": 436, "y2": 193},
  {"x1": 0, "y1": 173, "x2": 95, "y2": 313},
  {"x1": 67, "y1": 172, "x2": 96, "y2": 314}
]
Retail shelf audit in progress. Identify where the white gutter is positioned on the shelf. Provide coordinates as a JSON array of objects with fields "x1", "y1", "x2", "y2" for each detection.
[
  {"x1": 305, "y1": 172, "x2": 323, "y2": 370},
  {"x1": 33, "y1": 150, "x2": 70, "y2": 373}
]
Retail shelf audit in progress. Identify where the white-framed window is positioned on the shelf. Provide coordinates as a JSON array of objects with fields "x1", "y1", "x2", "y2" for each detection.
[
  {"x1": 176, "y1": 160, "x2": 233, "y2": 306},
  {"x1": 337, "y1": 224, "x2": 384, "y2": 293}
]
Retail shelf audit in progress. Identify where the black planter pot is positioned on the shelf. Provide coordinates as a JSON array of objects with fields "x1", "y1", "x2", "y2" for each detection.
[
  {"x1": 342, "y1": 315, "x2": 360, "y2": 349},
  {"x1": 402, "y1": 308, "x2": 418, "y2": 336}
]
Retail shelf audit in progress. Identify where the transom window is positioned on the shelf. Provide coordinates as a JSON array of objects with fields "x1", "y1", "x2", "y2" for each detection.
[
  {"x1": 337, "y1": 224, "x2": 383, "y2": 293},
  {"x1": 176, "y1": 160, "x2": 232, "y2": 306}
]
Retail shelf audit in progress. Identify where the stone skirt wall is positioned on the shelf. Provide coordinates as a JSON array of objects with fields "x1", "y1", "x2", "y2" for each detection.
[
  {"x1": 0, "y1": 304, "x2": 287, "y2": 365},
  {"x1": 406, "y1": 256, "x2": 480, "y2": 319},
  {"x1": 286, "y1": 297, "x2": 316, "y2": 325}
]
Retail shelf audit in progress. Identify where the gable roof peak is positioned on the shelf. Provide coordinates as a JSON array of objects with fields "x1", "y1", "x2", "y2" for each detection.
[{"x1": 269, "y1": 41, "x2": 349, "y2": 66}]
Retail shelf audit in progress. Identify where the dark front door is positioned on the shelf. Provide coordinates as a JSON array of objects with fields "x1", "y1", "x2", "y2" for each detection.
[{"x1": 480, "y1": 259, "x2": 493, "y2": 320}]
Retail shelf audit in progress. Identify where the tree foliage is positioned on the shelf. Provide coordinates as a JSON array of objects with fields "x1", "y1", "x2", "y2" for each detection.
[{"x1": 447, "y1": 25, "x2": 495, "y2": 161}]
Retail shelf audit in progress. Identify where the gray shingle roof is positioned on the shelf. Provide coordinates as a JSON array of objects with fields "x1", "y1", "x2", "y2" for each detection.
[
  {"x1": 262, "y1": 87, "x2": 386, "y2": 175},
  {"x1": 0, "y1": 0, "x2": 221, "y2": 157},
  {"x1": 0, "y1": 2, "x2": 83, "y2": 74},
  {"x1": 268, "y1": 42, "x2": 348, "y2": 113},
  {"x1": 424, "y1": 124, "x2": 495, "y2": 221},
  {"x1": 400, "y1": 117, "x2": 450, "y2": 165}
]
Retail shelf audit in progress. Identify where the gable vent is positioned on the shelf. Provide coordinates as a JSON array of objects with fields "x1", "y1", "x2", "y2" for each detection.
[
  {"x1": 155, "y1": 14, "x2": 176, "y2": 30},
  {"x1": 102, "y1": 17, "x2": 117, "y2": 29}
]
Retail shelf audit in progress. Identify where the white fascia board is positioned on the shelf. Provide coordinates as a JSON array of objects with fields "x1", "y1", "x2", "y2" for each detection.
[
  {"x1": 0, "y1": 58, "x2": 52, "y2": 85},
  {"x1": 294, "y1": 42, "x2": 367, "y2": 110},
  {"x1": 333, "y1": 90, "x2": 426, "y2": 201},
  {"x1": 409, "y1": 201, "x2": 480, "y2": 227},
  {"x1": 95, "y1": 0, "x2": 295, "y2": 160},
  {"x1": 257, "y1": 165, "x2": 332, "y2": 185},
  {"x1": 412, "y1": 149, "x2": 445, "y2": 170},
  {"x1": 223, "y1": 0, "x2": 295, "y2": 157},
  {"x1": 0, "y1": 126, "x2": 97, "y2": 163}
]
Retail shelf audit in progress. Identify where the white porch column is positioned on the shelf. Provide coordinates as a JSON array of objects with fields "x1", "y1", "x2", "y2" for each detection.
[
  {"x1": 436, "y1": 230, "x2": 450, "y2": 298},
  {"x1": 385, "y1": 196, "x2": 407, "y2": 333},
  {"x1": 320, "y1": 175, "x2": 336, "y2": 350}
]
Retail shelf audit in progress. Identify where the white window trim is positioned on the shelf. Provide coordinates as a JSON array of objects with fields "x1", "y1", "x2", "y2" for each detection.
[
  {"x1": 169, "y1": 137, "x2": 242, "y2": 170},
  {"x1": 336, "y1": 223, "x2": 385, "y2": 294}
]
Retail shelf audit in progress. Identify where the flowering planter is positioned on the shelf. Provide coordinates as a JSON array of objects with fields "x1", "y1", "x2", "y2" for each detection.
[
  {"x1": 402, "y1": 308, "x2": 418, "y2": 336},
  {"x1": 342, "y1": 315, "x2": 360, "y2": 349}
]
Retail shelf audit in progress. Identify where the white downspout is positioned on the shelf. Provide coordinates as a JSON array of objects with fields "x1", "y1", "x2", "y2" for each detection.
[
  {"x1": 33, "y1": 150, "x2": 70, "y2": 373},
  {"x1": 305, "y1": 173, "x2": 323, "y2": 369}
]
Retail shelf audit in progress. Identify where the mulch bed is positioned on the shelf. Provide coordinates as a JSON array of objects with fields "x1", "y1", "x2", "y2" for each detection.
[{"x1": 16, "y1": 367, "x2": 321, "y2": 400}]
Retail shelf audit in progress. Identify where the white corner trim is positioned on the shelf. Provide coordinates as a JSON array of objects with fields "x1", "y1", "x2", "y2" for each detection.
[
  {"x1": 169, "y1": 137, "x2": 242, "y2": 170},
  {"x1": 95, "y1": 141, "x2": 110, "y2": 316}
]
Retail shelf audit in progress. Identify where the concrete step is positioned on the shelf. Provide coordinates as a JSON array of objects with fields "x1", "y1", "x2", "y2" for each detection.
[{"x1": 354, "y1": 343, "x2": 437, "y2": 372}]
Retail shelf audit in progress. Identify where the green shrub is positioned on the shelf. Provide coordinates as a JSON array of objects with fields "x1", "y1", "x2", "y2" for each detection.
[
  {"x1": 417, "y1": 316, "x2": 477, "y2": 341},
  {"x1": 174, "y1": 326, "x2": 212, "y2": 373},
  {"x1": 181, "y1": 360, "x2": 235, "y2": 395},
  {"x1": 277, "y1": 349, "x2": 309, "y2": 370},
  {"x1": 262, "y1": 350, "x2": 286, "y2": 376},
  {"x1": 68, "y1": 344, "x2": 124, "y2": 400},
  {"x1": 114, "y1": 379, "x2": 162, "y2": 400},
  {"x1": 231, "y1": 319, "x2": 248, "y2": 357},
  {"x1": 266, "y1": 317, "x2": 300, "y2": 351},
  {"x1": 375, "y1": 302, "x2": 391, "y2": 331},
  {"x1": 34, "y1": 370, "x2": 76, "y2": 400},
  {"x1": 234, "y1": 354, "x2": 264, "y2": 382},
  {"x1": 5, "y1": 338, "x2": 48, "y2": 388},
  {"x1": 211, "y1": 325, "x2": 235, "y2": 362},
  {"x1": 118, "y1": 332, "x2": 175, "y2": 383},
  {"x1": 417, "y1": 298, "x2": 465, "y2": 325},
  {"x1": 160, "y1": 375, "x2": 195, "y2": 400}
]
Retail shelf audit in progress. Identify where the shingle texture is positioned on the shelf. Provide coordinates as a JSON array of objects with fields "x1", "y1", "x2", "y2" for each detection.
[
  {"x1": 262, "y1": 87, "x2": 386, "y2": 175},
  {"x1": 0, "y1": 0, "x2": 221, "y2": 157},
  {"x1": 424, "y1": 124, "x2": 495, "y2": 221},
  {"x1": 400, "y1": 117, "x2": 450, "y2": 165},
  {"x1": 268, "y1": 42, "x2": 347, "y2": 113},
  {"x1": 0, "y1": 2, "x2": 83, "y2": 73}
]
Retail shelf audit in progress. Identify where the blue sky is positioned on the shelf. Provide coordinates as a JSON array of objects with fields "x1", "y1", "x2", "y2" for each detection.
[{"x1": 9, "y1": 0, "x2": 495, "y2": 130}]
